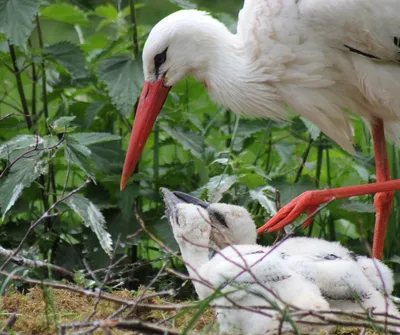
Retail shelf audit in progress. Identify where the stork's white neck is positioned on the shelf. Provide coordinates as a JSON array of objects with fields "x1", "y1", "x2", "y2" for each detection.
[
  {"x1": 178, "y1": 240, "x2": 213, "y2": 299},
  {"x1": 185, "y1": 25, "x2": 287, "y2": 120}
]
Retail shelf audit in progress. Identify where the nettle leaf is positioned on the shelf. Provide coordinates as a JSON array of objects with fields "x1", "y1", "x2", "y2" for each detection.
[
  {"x1": 194, "y1": 174, "x2": 238, "y2": 203},
  {"x1": 334, "y1": 219, "x2": 360, "y2": 239},
  {"x1": 160, "y1": 124, "x2": 204, "y2": 158},
  {"x1": 0, "y1": 135, "x2": 43, "y2": 160},
  {"x1": 45, "y1": 42, "x2": 89, "y2": 80},
  {"x1": 40, "y1": 4, "x2": 88, "y2": 25},
  {"x1": 97, "y1": 55, "x2": 143, "y2": 116},
  {"x1": 95, "y1": 5, "x2": 118, "y2": 19},
  {"x1": 169, "y1": 0, "x2": 197, "y2": 9},
  {"x1": 249, "y1": 186, "x2": 277, "y2": 216},
  {"x1": 300, "y1": 117, "x2": 321, "y2": 140},
  {"x1": 64, "y1": 133, "x2": 121, "y2": 177},
  {"x1": 65, "y1": 194, "x2": 113, "y2": 256},
  {"x1": 340, "y1": 202, "x2": 375, "y2": 213},
  {"x1": 50, "y1": 116, "x2": 77, "y2": 133},
  {"x1": 64, "y1": 140, "x2": 94, "y2": 178},
  {"x1": 0, "y1": 0, "x2": 40, "y2": 47},
  {"x1": 0, "y1": 153, "x2": 46, "y2": 219},
  {"x1": 70, "y1": 132, "x2": 120, "y2": 145}
]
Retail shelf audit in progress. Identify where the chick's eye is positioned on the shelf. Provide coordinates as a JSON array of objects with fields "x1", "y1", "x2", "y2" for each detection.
[{"x1": 154, "y1": 48, "x2": 168, "y2": 68}]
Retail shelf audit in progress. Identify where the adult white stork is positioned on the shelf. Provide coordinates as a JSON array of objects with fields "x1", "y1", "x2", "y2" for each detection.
[
  {"x1": 120, "y1": 1, "x2": 400, "y2": 259},
  {"x1": 162, "y1": 189, "x2": 400, "y2": 333}
]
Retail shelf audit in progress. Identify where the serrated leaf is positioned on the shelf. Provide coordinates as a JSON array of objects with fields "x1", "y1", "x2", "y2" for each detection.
[
  {"x1": 40, "y1": 4, "x2": 88, "y2": 25},
  {"x1": 45, "y1": 42, "x2": 89, "y2": 80},
  {"x1": 0, "y1": 135, "x2": 43, "y2": 160},
  {"x1": 64, "y1": 140, "x2": 94, "y2": 179},
  {"x1": 160, "y1": 125, "x2": 204, "y2": 158},
  {"x1": 95, "y1": 5, "x2": 118, "y2": 19},
  {"x1": 0, "y1": 154, "x2": 46, "y2": 219},
  {"x1": 334, "y1": 219, "x2": 360, "y2": 239},
  {"x1": 70, "y1": 132, "x2": 120, "y2": 145},
  {"x1": 97, "y1": 55, "x2": 143, "y2": 116},
  {"x1": 65, "y1": 194, "x2": 113, "y2": 256},
  {"x1": 274, "y1": 143, "x2": 295, "y2": 164},
  {"x1": 50, "y1": 116, "x2": 77, "y2": 133},
  {"x1": 340, "y1": 202, "x2": 375, "y2": 213},
  {"x1": 250, "y1": 186, "x2": 277, "y2": 215},
  {"x1": 0, "y1": 0, "x2": 40, "y2": 47},
  {"x1": 195, "y1": 174, "x2": 238, "y2": 203},
  {"x1": 300, "y1": 117, "x2": 321, "y2": 140},
  {"x1": 169, "y1": 0, "x2": 197, "y2": 9}
]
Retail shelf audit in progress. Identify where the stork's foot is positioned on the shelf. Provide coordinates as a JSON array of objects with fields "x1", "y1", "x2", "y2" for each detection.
[
  {"x1": 372, "y1": 191, "x2": 394, "y2": 259},
  {"x1": 257, "y1": 190, "x2": 335, "y2": 234}
]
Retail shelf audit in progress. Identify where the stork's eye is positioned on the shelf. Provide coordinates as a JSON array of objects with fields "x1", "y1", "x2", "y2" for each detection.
[
  {"x1": 154, "y1": 48, "x2": 168, "y2": 68},
  {"x1": 208, "y1": 209, "x2": 228, "y2": 227}
]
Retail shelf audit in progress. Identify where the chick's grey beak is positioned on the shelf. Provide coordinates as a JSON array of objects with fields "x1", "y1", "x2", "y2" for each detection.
[
  {"x1": 172, "y1": 191, "x2": 209, "y2": 208},
  {"x1": 161, "y1": 188, "x2": 184, "y2": 223}
]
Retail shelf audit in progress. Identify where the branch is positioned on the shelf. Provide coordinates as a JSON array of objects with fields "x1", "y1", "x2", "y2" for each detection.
[
  {"x1": 0, "y1": 178, "x2": 92, "y2": 271},
  {"x1": 0, "y1": 246, "x2": 73, "y2": 279}
]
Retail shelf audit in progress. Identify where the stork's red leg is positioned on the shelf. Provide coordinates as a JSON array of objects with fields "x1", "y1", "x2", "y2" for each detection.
[
  {"x1": 371, "y1": 118, "x2": 393, "y2": 260},
  {"x1": 258, "y1": 180, "x2": 400, "y2": 253}
]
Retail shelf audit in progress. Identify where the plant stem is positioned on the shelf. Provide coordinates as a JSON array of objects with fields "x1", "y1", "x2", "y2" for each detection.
[
  {"x1": 7, "y1": 42, "x2": 32, "y2": 130},
  {"x1": 129, "y1": 0, "x2": 139, "y2": 58},
  {"x1": 294, "y1": 136, "x2": 313, "y2": 183},
  {"x1": 35, "y1": 15, "x2": 49, "y2": 121},
  {"x1": 28, "y1": 39, "x2": 37, "y2": 126}
]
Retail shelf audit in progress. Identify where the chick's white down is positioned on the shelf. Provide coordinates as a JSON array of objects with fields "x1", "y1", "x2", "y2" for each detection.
[
  {"x1": 143, "y1": 1, "x2": 400, "y2": 153},
  {"x1": 167, "y1": 201, "x2": 400, "y2": 334}
]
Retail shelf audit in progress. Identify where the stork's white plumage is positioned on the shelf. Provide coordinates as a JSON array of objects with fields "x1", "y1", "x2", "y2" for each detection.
[
  {"x1": 120, "y1": 1, "x2": 400, "y2": 260},
  {"x1": 162, "y1": 188, "x2": 330, "y2": 335},
  {"x1": 162, "y1": 189, "x2": 400, "y2": 334}
]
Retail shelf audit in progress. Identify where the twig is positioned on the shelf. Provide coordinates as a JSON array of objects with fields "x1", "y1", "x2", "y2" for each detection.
[
  {"x1": 0, "y1": 246, "x2": 73, "y2": 279},
  {"x1": 0, "y1": 313, "x2": 16, "y2": 332},
  {"x1": 62, "y1": 319, "x2": 182, "y2": 335},
  {"x1": 86, "y1": 235, "x2": 121, "y2": 321},
  {"x1": 0, "y1": 178, "x2": 92, "y2": 271},
  {"x1": 0, "y1": 113, "x2": 13, "y2": 122}
]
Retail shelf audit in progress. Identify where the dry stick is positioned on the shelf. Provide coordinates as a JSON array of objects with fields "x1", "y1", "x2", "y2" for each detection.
[
  {"x1": 0, "y1": 313, "x2": 17, "y2": 332},
  {"x1": 62, "y1": 319, "x2": 183, "y2": 335},
  {"x1": 86, "y1": 235, "x2": 122, "y2": 321},
  {"x1": 0, "y1": 246, "x2": 73, "y2": 279},
  {"x1": 0, "y1": 178, "x2": 92, "y2": 271}
]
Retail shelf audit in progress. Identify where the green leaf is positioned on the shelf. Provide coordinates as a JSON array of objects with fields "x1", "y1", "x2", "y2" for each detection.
[
  {"x1": 70, "y1": 132, "x2": 120, "y2": 146},
  {"x1": 49, "y1": 116, "x2": 77, "y2": 133},
  {"x1": 340, "y1": 202, "x2": 375, "y2": 213},
  {"x1": 249, "y1": 186, "x2": 277, "y2": 216},
  {"x1": 64, "y1": 194, "x2": 113, "y2": 256},
  {"x1": 169, "y1": 0, "x2": 197, "y2": 9},
  {"x1": 334, "y1": 219, "x2": 360, "y2": 239},
  {"x1": 64, "y1": 139, "x2": 94, "y2": 179},
  {"x1": 97, "y1": 55, "x2": 143, "y2": 116},
  {"x1": 301, "y1": 117, "x2": 321, "y2": 140},
  {"x1": 195, "y1": 174, "x2": 238, "y2": 203},
  {"x1": 0, "y1": 153, "x2": 45, "y2": 219},
  {"x1": 160, "y1": 125, "x2": 204, "y2": 158},
  {"x1": 274, "y1": 143, "x2": 295, "y2": 164},
  {"x1": 0, "y1": 135, "x2": 43, "y2": 160},
  {"x1": 40, "y1": 4, "x2": 88, "y2": 25},
  {"x1": 95, "y1": 5, "x2": 118, "y2": 19},
  {"x1": 44, "y1": 42, "x2": 89, "y2": 80},
  {"x1": 0, "y1": 0, "x2": 40, "y2": 47}
]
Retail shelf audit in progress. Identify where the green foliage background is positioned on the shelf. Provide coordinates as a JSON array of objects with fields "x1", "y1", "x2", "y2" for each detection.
[{"x1": 0, "y1": 0, "x2": 400, "y2": 294}]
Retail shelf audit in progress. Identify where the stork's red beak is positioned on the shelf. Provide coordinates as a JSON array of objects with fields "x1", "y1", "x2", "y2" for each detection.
[{"x1": 120, "y1": 78, "x2": 171, "y2": 190}]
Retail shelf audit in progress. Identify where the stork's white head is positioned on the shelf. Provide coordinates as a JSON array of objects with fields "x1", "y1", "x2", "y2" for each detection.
[
  {"x1": 120, "y1": 10, "x2": 233, "y2": 190},
  {"x1": 207, "y1": 203, "x2": 257, "y2": 248},
  {"x1": 162, "y1": 189, "x2": 257, "y2": 249},
  {"x1": 142, "y1": 10, "x2": 228, "y2": 86}
]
